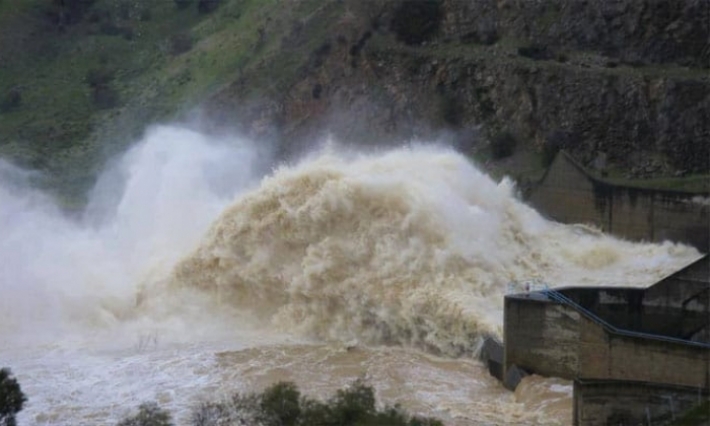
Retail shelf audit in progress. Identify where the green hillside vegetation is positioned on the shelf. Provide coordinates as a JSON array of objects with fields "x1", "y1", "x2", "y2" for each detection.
[
  {"x1": 1, "y1": 0, "x2": 706, "y2": 206},
  {"x1": 0, "y1": 0, "x2": 334, "y2": 205}
]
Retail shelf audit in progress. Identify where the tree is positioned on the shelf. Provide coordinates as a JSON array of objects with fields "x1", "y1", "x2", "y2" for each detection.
[
  {"x1": 391, "y1": 0, "x2": 443, "y2": 45},
  {"x1": 117, "y1": 402, "x2": 173, "y2": 426},
  {"x1": 50, "y1": 0, "x2": 96, "y2": 26},
  {"x1": 0, "y1": 368, "x2": 26, "y2": 426},
  {"x1": 260, "y1": 382, "x2": 301, "y2": 426},
  {"x1": 489, "y1": 131, "x2": 517, "y2": 159},
  {"x1": 197, "y1": 0, "x2": 220, "y2": 14}
]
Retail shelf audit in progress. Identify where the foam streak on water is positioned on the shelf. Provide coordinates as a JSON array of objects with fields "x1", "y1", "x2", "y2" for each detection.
[{"x1": 0, "y1": 127, "x2": 699, "y2": 425}]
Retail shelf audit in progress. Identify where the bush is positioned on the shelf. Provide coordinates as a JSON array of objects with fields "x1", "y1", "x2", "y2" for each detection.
[
  {"x1": 391, "y1": 0, "x2": 443, "y2": 45},
  {"x1": 86, "y1": 67, "x2": 120, "y2": 109},
  {"x1": 49, "y1": 0, "x2": 96, "y2": 26},
  {"x1": 260, "y1": 382, "x2": 301, "y2": 426},
  {"x1": 86, "y1": 67, "x2": 115, "y2": 88},
  {"x1": 190, "y1": 379, "x2": 443, "y2": 426},
  {"x1": 439, "y1": 93, "x2": 462, "y2": 127},
  {"x1": 197, "y1": 0, "x2": 220, "y2": 14},
  {"x1": 92, "y1": 85, "x2": 120, "y2": 109},
  {"x1": 117, "y1": 402, "x2": 173, "y2": 426},
  {"x1": 0, "y1": 368, "x2": 26, "y2": 426},
  {"x1": 489, "y1": 131, "x2": 517, "y2": 159},
  {"x1": 169, "y1": 32, "x2": 193, "y2": 55},
  {"x1": 517, "y1": 45, "x2": 553, "y2": 61},
  {"x1": 173, "y1": 0, "x2": 193, "y2": 10},
  {"x1": 0, "y1": 88, "x2": 22, "y2": 112}
]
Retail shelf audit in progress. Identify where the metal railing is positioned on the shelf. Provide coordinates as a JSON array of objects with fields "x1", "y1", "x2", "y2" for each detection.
[{"x1": 509, "y1": 280, "x2": 710, "y2": 349}]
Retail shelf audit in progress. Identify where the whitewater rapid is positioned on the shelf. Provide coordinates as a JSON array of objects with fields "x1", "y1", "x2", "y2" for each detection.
[{"x1": 0, "y1": 126, "x2": 700, "y2": 425}]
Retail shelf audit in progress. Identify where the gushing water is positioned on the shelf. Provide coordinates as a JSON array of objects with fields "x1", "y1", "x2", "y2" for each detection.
[{"x1": 0, "y1": 126, "x2": 699, "y2": 425}]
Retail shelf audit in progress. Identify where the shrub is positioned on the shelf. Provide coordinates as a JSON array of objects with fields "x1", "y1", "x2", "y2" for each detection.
[
  {"x1": 391, "y1": 0, "x2": 443, "y2": 45},
  {"x1": 49, "y1": 0, "x2": 96, "y2": 26},
  {"x1": 189, "y1": 380, "x2": 443, "y2": 426},
  {"x1": 173, "y1": 0, "x2": 193, "y2": 10},
  {"x1": 312, "y1": 84, "x2": 323, "y2": 99},
  {"x1": 0, "y1": 368, "x2": 26, "y2": 426},
  {"x1": 489, "y1": 131, "x2": 517, "y2": 159},
  {"x1": 0, "y1": 88, "x2": 22, "y2": 112},
  {"x1": 329, "y1": 379, "x2": 376, "y2": 424},
  {"x1": 86, "y1": 67, "x2": 119, "y2": 109},
  {"x1": 517, "y1": 45, "x2": 553, "y2": 60},
  {"x1": 86, "y1": 67, "x2": 115, "y2": 88},
  {"x1": 169, "y1": 32, "x2": 193, "y2": 55},
  {"x1": 310, "y1": 41, "x2": 332, "y2": 68},
  {"x1": 117, "y1": 402, "x2": 173, "y2": 426},
  {"x1": 197, "y1": 0, "x2": 220, "y2": 14},
  {"x1": 439, "y1": 93, "x2": 463, "y2": 127},
  {"x1": 92, "y1": 85, "x2": 120, "y2": 109},
  {"x1": 260, "y1": 382, "x2": 301, "y2": 426}
]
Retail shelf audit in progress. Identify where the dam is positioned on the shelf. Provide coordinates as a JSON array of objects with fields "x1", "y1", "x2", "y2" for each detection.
[
  {"x1": 481, "y1": 150, "x2": 710, "y2": 425},
  {"x1": 527, "y1": 151, "x2": 709, "y2": 252}
]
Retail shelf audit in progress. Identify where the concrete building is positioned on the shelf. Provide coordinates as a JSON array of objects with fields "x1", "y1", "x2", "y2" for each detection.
[
  {"x1": 502, "y1": 255, "x2": 709, "y2": 425},
  {"x1": 527, "y1": 151, "x2": 710, "y2": 252}
]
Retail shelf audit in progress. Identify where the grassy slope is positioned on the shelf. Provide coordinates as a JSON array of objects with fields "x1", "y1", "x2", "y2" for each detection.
[
  {"x1": 0, "y1": 0, "x2": 706, "y2": 204},
  {"x1": 0, "y1": 0, "x2": 330, "y2": 205}
]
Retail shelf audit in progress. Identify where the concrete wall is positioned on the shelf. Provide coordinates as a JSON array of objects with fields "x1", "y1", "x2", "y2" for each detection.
[
  {"x1": 504, "y1": 294, "x2": 710, "y2": 388},
  {"x1": 574, "y1": 380, "x2": 709, "y2": 426},
  {"x1": 557, "y1": 269, "x2": 709, "y2": 341},
  {"x1": 504, "y1": 258, "x2": 710, "y2": 425},
  {"x1": 527, "y1": 152, "x2": 710, "y2": 252},
  {"x1": 645, "y1": 255, "x2": 710, "y2": 311},
  {"x1": 504, "y1": 295, "x2": 580, "y2": 379},
  {"x1": 578, "y1": 323, "x2": 710, "y2": 389}
]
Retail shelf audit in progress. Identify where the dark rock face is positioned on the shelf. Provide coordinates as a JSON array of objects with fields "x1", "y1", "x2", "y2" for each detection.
[
  {"x1": 441, "y1": 0, "x2": 710, "y2": 68},
  {"x1": 208, "y1": 0, "x2": 709, "y2": 175}
]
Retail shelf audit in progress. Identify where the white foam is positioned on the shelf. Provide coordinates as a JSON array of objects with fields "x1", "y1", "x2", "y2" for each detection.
[{"x1": 0, "y1": 128, "x2": 699, "y2": 425}]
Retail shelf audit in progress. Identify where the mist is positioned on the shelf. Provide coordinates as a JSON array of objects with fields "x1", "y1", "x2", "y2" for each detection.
[
  {"x1": 0, "y1": 125, "x2": 271, "y2": 347},
  {"x1": 0, "y1": 123, "x2": 701, "y2": 425}
]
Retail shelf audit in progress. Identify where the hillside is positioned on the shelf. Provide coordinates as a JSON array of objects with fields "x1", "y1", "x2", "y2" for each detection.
[{"x1": 0, "y1": 0, "x2": 708, "y2": 204}]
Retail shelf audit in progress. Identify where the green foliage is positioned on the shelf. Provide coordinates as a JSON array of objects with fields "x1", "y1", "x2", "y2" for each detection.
[
  {"x1": 197, "y1": 0, "x2": 221, "y2": 14},
  {"x1": 391, "y1": 0, "x2": 442, "y2": 45},
  {"x1": 517, "y1": 44, "x2": 553, "y2": 61},
  {"x1": 673, "y1": 401, "x2": 710, "y2": 425},
  {"x1": 86, "y1": 67, "x2": 115, "y2": 88},
  {"x1": 0, "y1": 0, "x2": 338, "y2": 203},
  {"x1": 0, "y1": 368, "x2": 26, "y2": 426},
  {"x1": 439, "y1": 92, "x2": 462, "y2": 127},
  {"x1": 49, "y1": 0, "x2": 97, "y2": 26},
  {"x1": 117, "y1": 402, "x2": 173, "y2": 426},
  {"x1": 187, "y1": 379, "x2": 444, "y2": 426},
  {"x1": 489, "y1": 131, "x2": 517, "y2": 160},
  {"x1": 169, "y1": 32, "x2": 194, "y2": 56},
  {"x1": 260, "y1": 382, "x2": 301, "y2": 426},
  {"x1": 0, "y1": 88, "x2": 21, "y2": 112},
  {"x1": 86, "y1": 67, "x2": 120, "y2": 109},
  {"x1": 174, "y1": 0, "x2": 193, "y2": 10},
  {"x1": 330, "y1": 378, "x2": 377, "y2": 424}
]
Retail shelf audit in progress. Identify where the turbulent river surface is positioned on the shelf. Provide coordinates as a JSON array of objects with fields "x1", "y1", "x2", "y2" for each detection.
[{"x1": 0, "y1": 126, "x2": 700, "y2": 425}]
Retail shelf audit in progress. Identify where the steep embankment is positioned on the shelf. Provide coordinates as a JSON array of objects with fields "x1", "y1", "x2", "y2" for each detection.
[
  {"x1": 209, "y1": 0, "x2": 709, "y2": 183},
  {"x1": 0, "y1": 0, "x2": 328, "y2": 202},
  {"x1": 0, "y1": 0, "x2": 708, "y2": 201}
]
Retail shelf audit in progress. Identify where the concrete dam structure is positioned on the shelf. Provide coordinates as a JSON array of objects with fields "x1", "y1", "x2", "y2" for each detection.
[
  {"x1": 492, "y1": 255, "x2": 710, "y2": 425},
  {"x1": 527, "y1": 151, "x2": 710, "y2": 252}
]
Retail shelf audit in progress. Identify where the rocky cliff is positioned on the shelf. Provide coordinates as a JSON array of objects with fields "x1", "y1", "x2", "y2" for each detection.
[
  {"x1": 209, "y1": 0, "x2": 709, "y2": 181},
  {"x1": 0, "y1": 0, "x2": 707, "y2": 200}
]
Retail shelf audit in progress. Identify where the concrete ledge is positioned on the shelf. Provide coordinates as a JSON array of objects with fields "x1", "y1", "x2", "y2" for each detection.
[{"x1": 574, "y1": 379, "x2": 710, "y2": 426}]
